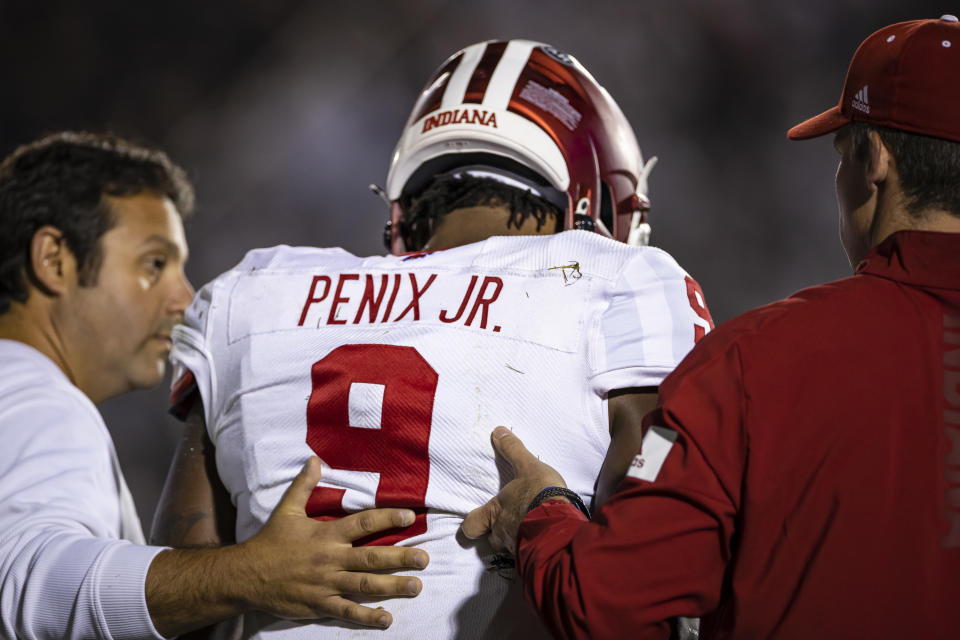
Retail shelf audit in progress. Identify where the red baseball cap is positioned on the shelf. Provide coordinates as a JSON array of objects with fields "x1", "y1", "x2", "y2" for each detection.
[{"x1": 788, "y1": 15, "x2": 960, "y2": 142}]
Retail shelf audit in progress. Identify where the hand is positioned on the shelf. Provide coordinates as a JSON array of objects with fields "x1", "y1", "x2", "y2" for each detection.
[
  {"x1": 461, "y1": 427, "x2": 567, "y2": 554},
  {"x1": 237, "y1": 457, "x2": 430, "y2": 628}
]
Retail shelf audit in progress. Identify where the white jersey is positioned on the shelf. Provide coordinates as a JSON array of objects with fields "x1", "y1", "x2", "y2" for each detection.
[{"x1": 170, "y1": 231, "x2": 710, "y2": 639}]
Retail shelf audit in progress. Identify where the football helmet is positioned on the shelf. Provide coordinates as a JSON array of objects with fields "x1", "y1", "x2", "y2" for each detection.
[{"x1": 382, "y1": 39, "x2": 656, "y2": 253}]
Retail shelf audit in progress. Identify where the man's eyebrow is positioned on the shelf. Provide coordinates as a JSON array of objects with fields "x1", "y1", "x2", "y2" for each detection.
[{"x1": 140, "y1": 234, "x2": 188, "y2": 261}]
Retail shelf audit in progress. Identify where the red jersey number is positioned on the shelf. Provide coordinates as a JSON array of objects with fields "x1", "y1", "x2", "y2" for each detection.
[
  {"x1": 305, "y1": 344, "x2": 438, "y2": 545},
  {"x1": 685, "y1": 276, "x2": 714, "y2": 343}
]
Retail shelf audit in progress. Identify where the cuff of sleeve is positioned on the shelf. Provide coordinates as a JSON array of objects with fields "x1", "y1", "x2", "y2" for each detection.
[
  {"x1": 170, "y1": 324, "x2": 216, "y2": 428},
  {"x1": 516, "y1": 502, "x2": 588, "y2": 581},
  {"x1": 518, "y1": 501, "x2": 588, "y2": 550},
  {"x1": 525, "y1": 500, "x2": 589, "y2": 524},
  {"x1": 98, "y1": 542, "x2": 170, "y2": 640},
  {"x1": 590, "y1": 366, "x2": 673, "y2": 396}
]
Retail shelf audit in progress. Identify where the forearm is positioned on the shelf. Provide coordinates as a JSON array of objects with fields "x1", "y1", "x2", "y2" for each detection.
[
  {"x1": 517, "y1": 485, "x2": 727, "y2": 640},
  {"x1": 517, "y1": 502, "x2": 675, "y2": 640},
  {"x1": 145, "y1": 545, "x2": 254, "y2": 638},
  {"x1": 516, "y1": 502, "x2": 596, "y2": 640},
  {"x1": 151, "y1": 402, "x2": 235, "y2": 549},
  {"x1": 149, "y1": 406, "x2": 242, "y2": 639}
]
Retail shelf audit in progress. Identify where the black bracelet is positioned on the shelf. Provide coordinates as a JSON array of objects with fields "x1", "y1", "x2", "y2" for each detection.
[{"x1": 526, "y1": 486, "x2": 591, "y2": 519}]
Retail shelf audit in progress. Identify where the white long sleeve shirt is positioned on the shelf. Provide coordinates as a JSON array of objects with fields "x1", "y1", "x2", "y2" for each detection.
[{"x1": 0, "y1": 340, "x2": 166, "y2": 640}]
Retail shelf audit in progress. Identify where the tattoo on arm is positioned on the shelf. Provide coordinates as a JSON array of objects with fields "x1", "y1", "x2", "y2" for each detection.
[{"x1": 152, "y1": 402, "x2": 236, "y2": 547}]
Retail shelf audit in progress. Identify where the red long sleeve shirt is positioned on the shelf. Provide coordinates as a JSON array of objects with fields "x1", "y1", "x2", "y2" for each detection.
[{"x1": 517, "y1": 230, "x2": 960, "y2": 639}]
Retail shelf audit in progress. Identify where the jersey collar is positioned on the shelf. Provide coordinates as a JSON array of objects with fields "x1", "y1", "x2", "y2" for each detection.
[{"x1": 857, "y1": 229, "x2": 960, "y2": 290}]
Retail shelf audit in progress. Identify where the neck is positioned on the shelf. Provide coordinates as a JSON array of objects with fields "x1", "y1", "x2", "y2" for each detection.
[
  {"x1": 872, "y1": 204, "x2": 960, "y2": 249},
  {"x1": 911, "y1": 209, "x2": 960, "y2": 234},
  {"x1": 0, "y1": 300, "x2": 83, "y2": 396},
  {"x1": 869, "y1": 161, "x2": 960, "y2": 246},
  {"x1": 423, "y1": 205, "x2": 560, "y2": 250}
]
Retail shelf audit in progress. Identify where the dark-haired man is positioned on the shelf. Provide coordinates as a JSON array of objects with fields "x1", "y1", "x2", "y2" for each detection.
[
  {"x1": 0, "y1": 132, "x2": 428, "y2": 639},
  {"x1": 462, "y1": 16, "x2": 960, "y2": 639},
  {"x1": 155, "y1": 40, "x2": 711, "y2": 639}
]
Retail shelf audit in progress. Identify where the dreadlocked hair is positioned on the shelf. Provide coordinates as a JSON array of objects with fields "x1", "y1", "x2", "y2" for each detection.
[{"x1": 401, "y1": 173, "x2": 562, "y2": 250}]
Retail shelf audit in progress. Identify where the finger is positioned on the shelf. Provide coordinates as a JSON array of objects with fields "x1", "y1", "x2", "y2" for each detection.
[
  {"x1": 334, "y1": 507, "x2": 417, "y2": 541},
  {"x1": 490, "y1": 530, "x2": 516, "y2": 556},
  {"x1": 320, "y1": 596, "x2": 394, "y2": 629},
  {"x1": 340, "y1": 545, "x2": 430, "y2": 571},
  {"x1": 275, "y1": 456, "x2": 323, "y2": 515},
  {"x1": 332, "y1": 570, "x2": 423, "y2": 598},
  {"x1": 461, "y1": 499, "x2": 498, "y2": 539},
  {"x1": 489, "y1": 530, "x2": 505, "y2": 553},
  {"x1": 491, "y1": 427, "x2": 537, "y2": 471}
]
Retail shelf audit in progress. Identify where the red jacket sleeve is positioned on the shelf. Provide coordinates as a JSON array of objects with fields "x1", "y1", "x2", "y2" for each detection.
[{"x1": 516, "y1": 331, "x2": 746, "y2": 640}]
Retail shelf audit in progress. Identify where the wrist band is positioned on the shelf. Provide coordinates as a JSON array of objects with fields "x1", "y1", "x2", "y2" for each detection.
[{"x1": 526, "y1": 486, "x2": 591, "y2": 519}]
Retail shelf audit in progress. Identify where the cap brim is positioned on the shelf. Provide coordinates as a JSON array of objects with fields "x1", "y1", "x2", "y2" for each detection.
[{"x1": 787, "y1": 105, "x2": 850, "y2": 140}]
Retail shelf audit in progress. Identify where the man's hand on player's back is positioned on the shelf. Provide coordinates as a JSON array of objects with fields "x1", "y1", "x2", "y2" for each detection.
[
  {"x1": 147, "y1": 457, "x2": 430, "y2": 636},
  {"x1": 462, "y1": 428, "x2": 567, "y2": 555}
]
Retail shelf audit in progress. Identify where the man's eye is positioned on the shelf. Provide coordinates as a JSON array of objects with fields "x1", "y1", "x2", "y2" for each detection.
[{"x1": 146, "y1": 256, "x2": 167, "y2": 275}]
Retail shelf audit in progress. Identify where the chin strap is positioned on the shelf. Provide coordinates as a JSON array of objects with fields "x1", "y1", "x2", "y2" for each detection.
[
  {"x1": 627, "y1": 213, "x2": 651, "y2": 247},
  {"x1": 369, "y1": 183, "x2": 390, "y2": 205},
  {"x1": 627, "y1": 156, "x2": 658, "y2": 247}
]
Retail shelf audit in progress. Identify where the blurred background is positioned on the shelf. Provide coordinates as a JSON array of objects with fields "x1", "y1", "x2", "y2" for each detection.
[{"x1": 1, "y1": 0, "x2": 944, "y2": 533}]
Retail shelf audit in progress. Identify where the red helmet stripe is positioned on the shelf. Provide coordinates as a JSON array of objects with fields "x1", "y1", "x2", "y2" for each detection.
[
  {"x1": 462, "y1": 41, "x2": 508, "y2": 103},
  {"x1": 410, "y1": 52, "x2": 463, "y2": 123},
  {"x1": 482, "y1": 40, "x2": 536, "y2": 110},
  {"x1": 441, "y1": 41, "x2": 488, "y2": 108}
]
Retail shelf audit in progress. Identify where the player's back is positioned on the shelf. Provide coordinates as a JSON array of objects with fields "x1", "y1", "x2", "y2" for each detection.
[{"x1": 172, "y1": 230, "x2": 705, "y2": 638}]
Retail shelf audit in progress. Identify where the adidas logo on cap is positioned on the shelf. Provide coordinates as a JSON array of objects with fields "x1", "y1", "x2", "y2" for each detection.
[
  {"x1": 789, "y1": 17, "x2": 960, "y2": 143},
  {"x1": 852, "y1": 85, "x2": 870, "y2": 114}
]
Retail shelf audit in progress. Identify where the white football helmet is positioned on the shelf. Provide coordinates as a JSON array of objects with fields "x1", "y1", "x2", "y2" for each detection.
[{"x1": 382, "y1": 39, "x2": 656, "y2": 253}]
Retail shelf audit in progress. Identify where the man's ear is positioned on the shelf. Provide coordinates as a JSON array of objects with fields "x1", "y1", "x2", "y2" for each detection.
[
  {"x1": 866, "y1": 130, "x2": 892, "y2": 186},
  {"x1": 29, "y1": 226, "x2": 77, "y2": 296}
]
